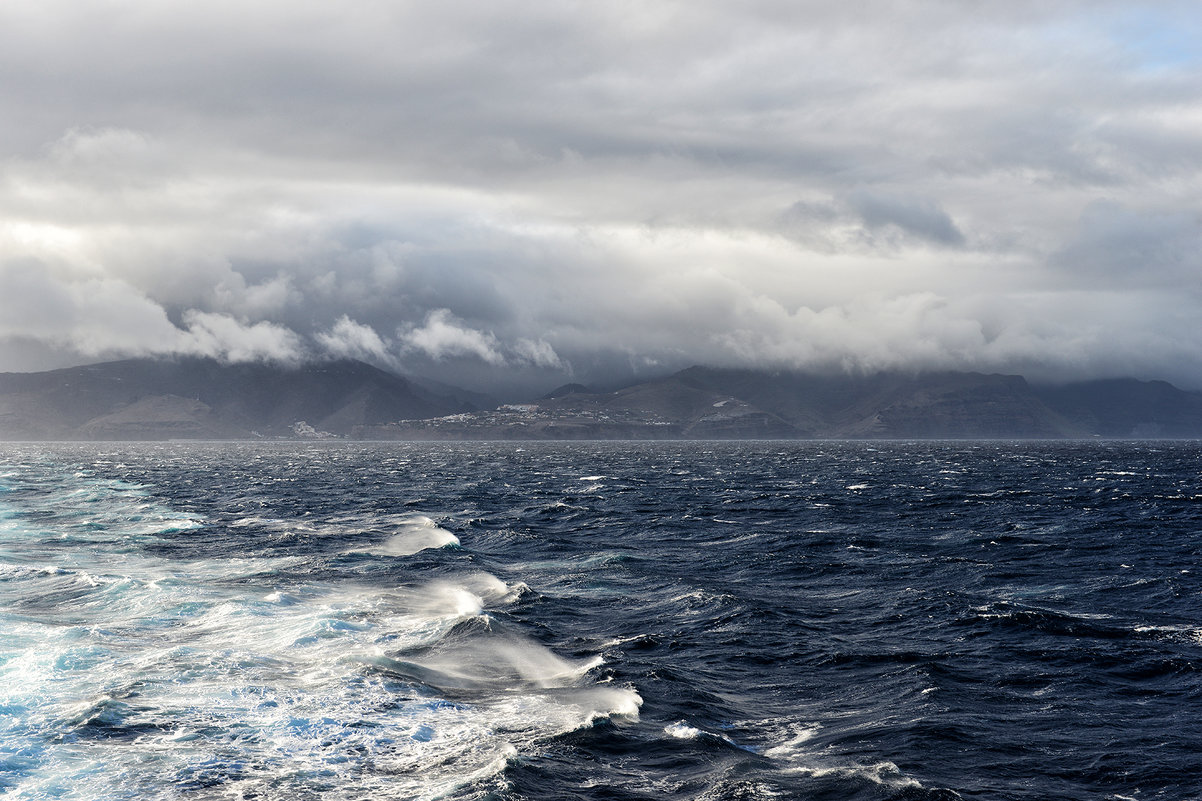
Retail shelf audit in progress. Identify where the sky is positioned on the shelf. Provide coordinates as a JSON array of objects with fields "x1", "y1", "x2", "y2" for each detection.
[{"x1": 2, "y1": 0, "x2": 1201, "y2": 394}]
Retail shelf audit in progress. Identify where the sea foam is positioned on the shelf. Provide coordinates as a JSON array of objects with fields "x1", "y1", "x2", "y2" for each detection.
[{"x1": 0, "y1": 461, "x2": 635, "y2": 800}]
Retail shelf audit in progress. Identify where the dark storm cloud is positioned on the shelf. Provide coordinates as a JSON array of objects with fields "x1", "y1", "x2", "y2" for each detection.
[
  {"x1": 849, "y1": 191, "x2": 966, "y2": 248},
  {"x1": 1, "y1": 0, "x2": 1201, "y2": 390}
]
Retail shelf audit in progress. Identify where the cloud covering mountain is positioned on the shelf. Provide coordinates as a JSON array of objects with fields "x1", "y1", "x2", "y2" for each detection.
[{"x1": 2, "y1": 1, "x2": 1200, "y2": 390}]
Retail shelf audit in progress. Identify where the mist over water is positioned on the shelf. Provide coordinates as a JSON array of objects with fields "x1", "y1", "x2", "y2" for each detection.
[{"x1": 2, "y1": 441, "x2": 1201, "y2": 800}]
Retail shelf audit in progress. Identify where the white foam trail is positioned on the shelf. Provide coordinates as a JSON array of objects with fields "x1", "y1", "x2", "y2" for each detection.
[
  {"x1": 0, "y1": 464, "x2": 636, "y2": 800},
  {"x1": 785, "y1": 761, "x2": 923, "y2": 789},
  {"x1": 763, "y1": 723, "x2": 923, "y2": 790}
]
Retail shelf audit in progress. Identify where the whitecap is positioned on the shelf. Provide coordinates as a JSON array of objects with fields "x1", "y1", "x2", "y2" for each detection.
[
  {"x1": 0, "y1": 464, "x2": 639, "y2": 801},
  {"x1": 786, "y1": 760, "x2": 923, "y2": 789},
  {"x1": 410, "y1": 582, "x2": 484, "y2": 618},
  {"x1": 665, "y1": 720, "x2": 703, "y2": 739},
  {"x1": 348, "y1": 515, "x2": 460, "y2": 556},
  {"x1": 450, "y1": 571, "x2": 526, "y2": 605},
  {"x1": 393, "y1": 635, "x2": 605, "y2": 693},
  {"x1": 762, "y1": 723, "x2": 822, "y2": 759}
]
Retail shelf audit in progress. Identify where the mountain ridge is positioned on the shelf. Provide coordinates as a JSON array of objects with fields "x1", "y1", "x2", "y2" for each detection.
[
  {"x1": 2, "y1": 358, "x2": 1201, "y2": 440},
  {"x1": 0, "y1": 357, "x2": 482, "y2": 440}
]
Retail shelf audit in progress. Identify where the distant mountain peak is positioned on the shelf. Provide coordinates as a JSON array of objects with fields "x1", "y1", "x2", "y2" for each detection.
[{"x1": 542, "y1": 383, "x2": 592, "y2": 399}]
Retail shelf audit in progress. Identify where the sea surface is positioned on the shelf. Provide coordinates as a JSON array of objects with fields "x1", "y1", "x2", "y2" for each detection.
[{"x1": 1, "y1": 441, "x2": 1200, "y2": 800}]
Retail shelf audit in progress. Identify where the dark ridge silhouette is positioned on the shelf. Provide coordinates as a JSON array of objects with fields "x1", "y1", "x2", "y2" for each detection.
[
  {"x1": 0, "y1": 357, "x2": 476, "y2": 440},
  {"x1": 3, "y1": 359, "x2": 1201, "y2": 440},
  {"x1": 542, "y1": 383, "x2": 592, "y2": 399}
]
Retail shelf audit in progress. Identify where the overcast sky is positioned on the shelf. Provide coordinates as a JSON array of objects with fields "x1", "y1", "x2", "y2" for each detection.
[{"x1": 2, "y1": 1, "x2": 1201, "y2": 392}]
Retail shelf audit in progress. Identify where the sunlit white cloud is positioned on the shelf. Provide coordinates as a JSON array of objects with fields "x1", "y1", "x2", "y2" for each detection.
[
  {"x1": 400, "y1": 309, "x2": 507, "y2": 366},
  {"x1": 315, "y1": 316, "x2": 392, "y2": 364},
  {"x1": 178, "y1": 310, "x2": 304, "y2": 364},
  {"x1": 0, "y1": 263, "x2": 306, "y2": 364}
]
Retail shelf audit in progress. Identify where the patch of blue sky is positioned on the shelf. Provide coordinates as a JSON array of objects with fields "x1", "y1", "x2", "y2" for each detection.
[{"x1": 1107, "y1": 5, "x2": 1202, "y2": 71}]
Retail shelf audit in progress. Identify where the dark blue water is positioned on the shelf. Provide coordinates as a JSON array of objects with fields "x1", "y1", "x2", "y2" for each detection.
[{"x1": 2, "y1": 441, "x2": 1200, "y2": 800}]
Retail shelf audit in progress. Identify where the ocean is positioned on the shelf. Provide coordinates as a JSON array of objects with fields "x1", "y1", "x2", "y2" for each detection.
[{"x1": 1, "y1": 441, "x2": 1200, "y2": 800}]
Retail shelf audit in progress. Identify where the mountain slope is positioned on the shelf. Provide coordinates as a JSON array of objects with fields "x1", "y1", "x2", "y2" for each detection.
[
  {"x1": 539, "y1": 373, "x2": 803, "y2": 438},
  {"x1": 669, "y1": 367, "x2": 1083, "y2": 438},
  {"x1": 528, "y1": 367, "x2": 1202, "y2": 439},
  {"x1": 1034, "y1": 379, "x2": 1202, "y2": 438},
  {"x1": 0, "y1": 358, "x2": 475, "y2": 440},
  {"x1": 3, "y1": 359, "x2": 1200, "y2": 440}
]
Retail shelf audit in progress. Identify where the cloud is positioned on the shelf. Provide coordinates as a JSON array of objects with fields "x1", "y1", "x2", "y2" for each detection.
[
  {"x1": 1053, "y1": 200, "x2": 1201, "y2": 284},
  {"x1": 513, "y1": 337, "x2": 565, "y2": 370},
  {"x1": 400, "y1": 309, "x2": 507, "y2": 366},
  {"x1": 849, "y1": 190, "x2": 966, "y2": 247},
  {"x1": 315, "y1": 315, "x2": 393, "y2": 363},
  {"x1": 0, "y1": 1, "x2": 1200, "y2": 390},
  {"x1": 0, "y1": 261, "x2": 184, "y2": 357},
  {"x1": 0, "y1": 261, "x2": 306, "y2": 365},
  {"x1": 179, "y1": 310, "x2": 304, "y2": 364}
]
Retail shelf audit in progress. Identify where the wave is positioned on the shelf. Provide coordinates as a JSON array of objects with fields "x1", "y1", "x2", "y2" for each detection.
[
  {"x1": 0, "y1": 462, "x2": 636, "y2": 800},
  {"x1": 345, "y1": 515, "x2": 460, "y2": 556}
]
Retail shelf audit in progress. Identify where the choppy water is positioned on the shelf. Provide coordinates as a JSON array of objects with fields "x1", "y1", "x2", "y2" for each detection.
[{"x1": 2, "y1": 441, "x2": 1201, "y2": 800}]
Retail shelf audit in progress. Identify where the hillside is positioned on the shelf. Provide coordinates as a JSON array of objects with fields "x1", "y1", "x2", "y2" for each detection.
[
  {"x1": 0, "y1": 358, "x2": 480, "y2": 440},
  {"x1": 367, "y1": 367, "x2": 1202, "y2": 440},
  {"x1": 3, "y1": 359, "x2": 1201, "y2": 440}
]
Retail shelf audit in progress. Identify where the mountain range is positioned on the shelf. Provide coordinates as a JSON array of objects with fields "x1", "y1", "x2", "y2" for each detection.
[{"x1": 2, "y1": 358, "x2": 1201, "y2": 440}]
